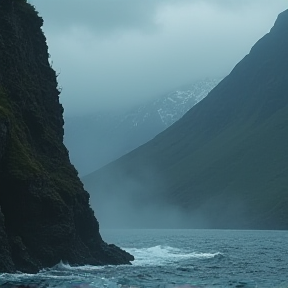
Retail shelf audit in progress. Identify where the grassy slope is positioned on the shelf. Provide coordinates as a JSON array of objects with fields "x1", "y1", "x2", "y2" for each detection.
[{"x1": 83, "y1": 10, "x2": 288, "y2": 229}]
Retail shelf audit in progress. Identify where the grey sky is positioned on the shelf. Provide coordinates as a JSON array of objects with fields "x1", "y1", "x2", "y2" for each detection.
[{"x1": 30, "y1": 0, "x2": 287, "y2": 116}]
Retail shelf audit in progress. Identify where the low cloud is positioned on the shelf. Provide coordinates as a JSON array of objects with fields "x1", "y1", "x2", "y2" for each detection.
[{"x1": 30, "y1": 0, "x2": 287, "y2": 115}]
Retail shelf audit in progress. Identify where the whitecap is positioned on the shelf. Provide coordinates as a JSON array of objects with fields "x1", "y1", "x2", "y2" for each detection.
[
  {"x1": 122, "y1": 245, "x2": 223, "y2": 266},
  {"x1": 47, "y1": 260, "x2": 106, "y2": 272}
]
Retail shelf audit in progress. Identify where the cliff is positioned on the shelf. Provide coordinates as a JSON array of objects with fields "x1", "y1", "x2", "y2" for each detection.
[
  {"x1": 0, "y1": 0, "x2": 133, "y2": 273},
  {"x1": 83, "y1": 9, "x2": 288, "y2": 229}
]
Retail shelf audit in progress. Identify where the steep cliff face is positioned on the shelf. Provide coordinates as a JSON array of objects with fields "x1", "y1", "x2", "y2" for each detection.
[{"x1": 0, "y1": 0, "x2": 133, "y2": 273}]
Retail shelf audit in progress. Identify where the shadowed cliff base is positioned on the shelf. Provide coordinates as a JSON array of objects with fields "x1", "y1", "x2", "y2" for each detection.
[{"x1": 0, "y1": 0, "x2": 133, "y2": 273}]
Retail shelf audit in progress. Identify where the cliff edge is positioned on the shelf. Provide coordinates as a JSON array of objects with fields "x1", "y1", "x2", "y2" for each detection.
[{"x1": 0, "y1": 0, "x2": 133, "y2": 273}]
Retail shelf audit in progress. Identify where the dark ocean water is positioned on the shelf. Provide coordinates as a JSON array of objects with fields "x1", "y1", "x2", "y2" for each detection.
[{"x1": 1, "y1": 229, "x2": 288, "y2": 288}]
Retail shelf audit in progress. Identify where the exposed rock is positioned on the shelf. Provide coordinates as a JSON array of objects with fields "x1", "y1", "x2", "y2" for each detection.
[
  {"x1": 0, "y1": 0, "x2": 133, "y2": 273},
  {"x1": 0, "y1": 118, "x2": 8, "y2": 162},
  {"x1": 0, "y1": 206, "x2": 14, "y2": 272}
]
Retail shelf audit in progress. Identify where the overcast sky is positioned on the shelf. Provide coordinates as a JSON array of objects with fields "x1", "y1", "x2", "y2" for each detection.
[{"x1": 30, "y1": 0, "x2": 287, "y2": 116}]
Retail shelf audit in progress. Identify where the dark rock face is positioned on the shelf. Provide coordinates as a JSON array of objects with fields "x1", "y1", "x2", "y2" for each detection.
[
  {"x1": 0, "y1": 206, "x2": 14, "y2": 272},
  {"x1": 0, "y1": 0, "x2": 133, "y2": 273},
  {"x1": 83, "y1": 10, "x2": 288, "y2": 230}
]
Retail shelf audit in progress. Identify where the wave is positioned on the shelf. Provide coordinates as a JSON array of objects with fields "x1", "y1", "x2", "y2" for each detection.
[
  {"x1": 0, "y1": 261, "x2": 111, "y2": 288},
  {"x1": 0, "y1": 249, "x2": 223, "y2": 287},
  {"x1": 48, "y1": 260, "x2": 106, "y2": 272},
  {"x1": 123, "y1": 245, "x2": 223, "y2": 266}
]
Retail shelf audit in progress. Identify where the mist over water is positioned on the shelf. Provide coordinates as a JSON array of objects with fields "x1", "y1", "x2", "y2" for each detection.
[
  {"x1": 85, "y1": 165, "x2": 249, "y2": 229},
  {"x1": 86, "y1": 166, "x2": 183, "y2": 229}
]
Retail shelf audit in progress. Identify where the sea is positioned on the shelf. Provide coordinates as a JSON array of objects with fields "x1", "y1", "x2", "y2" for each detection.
[{"x1": 0, "y1": 229, "x2": 288, "y2": 288}]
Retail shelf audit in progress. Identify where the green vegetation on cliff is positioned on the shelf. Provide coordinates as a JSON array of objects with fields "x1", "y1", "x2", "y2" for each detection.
[{"x1": 0, "y1": 0, "x2": 133, "y2": 273}]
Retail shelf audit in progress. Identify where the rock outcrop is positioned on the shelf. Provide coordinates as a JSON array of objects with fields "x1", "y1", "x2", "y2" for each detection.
[{"x1": 0, "y1": 0, "x2": 133, "y2": 273}]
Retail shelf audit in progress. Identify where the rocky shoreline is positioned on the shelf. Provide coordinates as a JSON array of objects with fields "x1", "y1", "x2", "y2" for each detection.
[{"x1": 0, "y1": 0, "x2": 133, "y2": 273}]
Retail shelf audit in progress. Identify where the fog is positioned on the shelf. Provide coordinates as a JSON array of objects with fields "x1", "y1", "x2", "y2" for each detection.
[
  {"x1": 87, "y1": 178, "x2": 250, "y2": 229},
  {"x1": 84, "y1": 161, "x2": 250, "y2": 229},
  {"x1": 29, "y1": 0, "x2": 287, "y2": 228},
  {"x1": 30, "y1": 0, "x2": 286, "y2": 116},
  {"x1": 85, "y1": 165, "x2": 211, "y2": 229}
]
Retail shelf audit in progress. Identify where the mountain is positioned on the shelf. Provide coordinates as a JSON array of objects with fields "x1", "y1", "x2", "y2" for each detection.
[
  {"x1": 0, "y1": 0, "x2": 133, "y2": 273},
  {"x1": 83, "y1": 10, "x2": 288, "y2": 230},
  {"x1": 64, "y1": 78, "x2": 219, "y2": 176}
]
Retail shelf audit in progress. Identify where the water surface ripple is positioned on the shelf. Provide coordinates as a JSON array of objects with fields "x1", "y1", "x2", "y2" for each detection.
[{"x1": 1, "y1": 229, "x2": 287, "y2": 288}]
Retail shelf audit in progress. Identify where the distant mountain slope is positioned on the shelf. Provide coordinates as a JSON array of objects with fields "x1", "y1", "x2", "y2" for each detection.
[
  {"x1": 64, "y1": 78, "x2": 219, "y2": 176},
  {"x1": 83, "y1": 10, "x2": 288, "y2": 229}
]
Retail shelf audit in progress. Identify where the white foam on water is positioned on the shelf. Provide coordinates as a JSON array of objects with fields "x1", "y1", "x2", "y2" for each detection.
[
  {"x1": 49, "y1": 260, "x2": 106, "y2": 272},
  {"x1": 0, "y1": 250, "x2": 223, "y2": 287},
  {"x1": 123, "y1": 245, "x2": 222, "y2": 266},
  {"x1": 0, "y1": 262, "x2": 116, "y2": 288}
]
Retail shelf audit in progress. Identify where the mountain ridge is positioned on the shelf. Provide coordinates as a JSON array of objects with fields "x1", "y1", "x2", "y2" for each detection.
[
  {"x1": 83, "y1": 9, "x2": 288, "y2": 229},
  {"x1": 65, "y1": 78, "x2": 219, "y2": 175}
]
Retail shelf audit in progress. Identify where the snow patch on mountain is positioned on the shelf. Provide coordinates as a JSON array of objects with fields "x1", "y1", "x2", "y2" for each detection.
[{"x1": 64, "y1": 78, "x2": 221, "y2": 175}]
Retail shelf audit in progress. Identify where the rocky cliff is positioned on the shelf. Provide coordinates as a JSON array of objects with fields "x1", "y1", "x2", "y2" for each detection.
[{"x1": 0, "y1": 0, "x2": 133, "y2": 273}]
